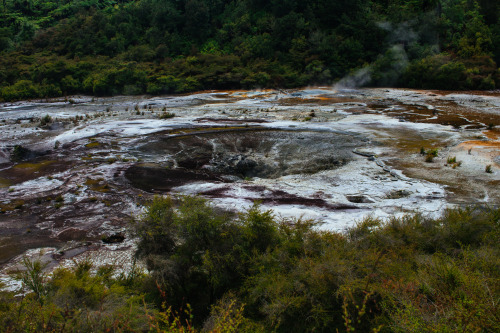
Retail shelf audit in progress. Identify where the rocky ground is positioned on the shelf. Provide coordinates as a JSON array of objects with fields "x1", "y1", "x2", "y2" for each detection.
[{"x1": 1, "y1": 88, "x2": 499, "y2": 290}]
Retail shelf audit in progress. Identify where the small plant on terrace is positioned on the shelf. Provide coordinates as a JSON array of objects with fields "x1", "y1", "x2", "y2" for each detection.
[
  {"x1": 425, "y1": 148, "x2": 438, "y2": 163},
  {"x1": 485, "y1": 165, "x2": 493, "y2": 173},
  {"x1": 40, "y1": 114, "x2": 52, "y2": 126},
  {"x1": 427, "y1": 148, "x2": 438, "y2": 157},
  {"x1": 159, "y1": 112, "x2": 176, "y2": 119},
  {"x1": 446, "y1": 156, "x2": 462, "y2": 168}
]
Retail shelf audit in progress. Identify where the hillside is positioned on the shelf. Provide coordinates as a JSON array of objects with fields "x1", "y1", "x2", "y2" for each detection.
[{"x1": 0, "y1": 0, "x2": 499, "y2": 99}]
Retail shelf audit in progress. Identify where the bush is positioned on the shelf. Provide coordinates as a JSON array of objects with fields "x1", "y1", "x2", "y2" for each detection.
[
  {"x1": 0, "y1": 80, "x2": 39, "y2": 101},
  {"x1": 11, "y1": 145, "x2": 31, "y2": 161},
  {"x1": 159, "y1": 112, "x2": 176, "y2": 119},
  {"x1": 1, "y1": 198, "x2": 498, "y2": 332},
  {"x1": 402, "y1": 54, "x2": 499, "y2": 90},
  {"x1": 176, "y1": 77, "x2": 201, "y2": 93},
  {"x1": 61, "y1": 75, "x2": 80, "y2": 94},
  {"x1": 40, "y1": 114, "x2": 52, "y2": 126},
  {"x1": 18, "y1": 258, "x2": 48, "y2": 303},
  {"x1": 0, "y1": 258, "x2": 154, "y2": 332},
  {"x1": 479, "y1": 75, "x2": 496, "y2": 89},
  {"x1": 130, "y1": 197, "x2": 500, "y2": 332}
]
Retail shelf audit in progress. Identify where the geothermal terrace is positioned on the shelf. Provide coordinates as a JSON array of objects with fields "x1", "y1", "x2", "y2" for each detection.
[{"x1": 0, "y1": 88, "x2": 499, "y2": 289}]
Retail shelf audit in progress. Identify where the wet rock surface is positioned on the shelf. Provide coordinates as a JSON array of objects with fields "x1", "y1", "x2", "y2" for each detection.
[
  {"x1": 0, "y1": 87, "x2": 499, "y2": 286},
  {"x1": 138, "y1": 129, "x2": 360, "y2": 179},
  {"x1": 125, "y1": 164, "x2": 226, "y2": 192}
]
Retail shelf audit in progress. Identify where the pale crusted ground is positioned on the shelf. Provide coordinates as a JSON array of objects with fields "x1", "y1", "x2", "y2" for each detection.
[{"x1": 1, "y1": 87, "x2": 499, "y2": 291}]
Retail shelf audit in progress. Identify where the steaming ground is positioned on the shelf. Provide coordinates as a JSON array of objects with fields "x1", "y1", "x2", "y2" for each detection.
[{"x1": 1, "y1": 87, "x2": 499, "y2": 290}]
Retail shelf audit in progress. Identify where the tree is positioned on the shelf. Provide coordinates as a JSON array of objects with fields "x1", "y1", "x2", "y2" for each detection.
[{"x1": 184, "y1": 0, "x2": 210, "y2": 41}]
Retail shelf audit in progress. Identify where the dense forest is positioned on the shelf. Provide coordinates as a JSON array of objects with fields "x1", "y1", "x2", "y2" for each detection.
[
  {"x1": 0, "y1": 0, "x2": 499, "y2": 101},
  {"x1": 0, "y1": 197, "x2": 498, "y2": 332}
]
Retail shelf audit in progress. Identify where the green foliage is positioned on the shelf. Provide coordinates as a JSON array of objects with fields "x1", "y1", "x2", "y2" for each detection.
[
  {"x1": 447, "y1": 156, "x2": 462, "y2": 168},
  {"x1": 1, "y1": 258, "x2": 154, "y2": 332},
  {"x1": 0, "y1": 198, "x2": 499, "y2": 332},
  {"x1": 159, "y1": 112, "x2": 175, "y2": 119},
  {"x1": 134, "y1": 197, "x2": 499, "y2": 332},
  {"x1": 133, "y1": 196, "x2": 243, "y2": 319},
  {"x1": 427, "y1": 148, "x2": 438, "y2": 157},
  {"x1": 11, "y1": 144, "x2": 30, "y2": 161},
  {"x1": 18, "y1": 257, "x2": 48, "y2": 303},
  {"x1": 371, "y1": 45, "x2": 409, "y2": 87},
  {"x1": 424, "y1": 148, "x2": 438, "y2": 162},
  {"x1": 147, "y1": 75, "x2": 180, "y2": 95},
  {"x1": 1, "y1": 80, "x2": 38, "y2": 101},
  {"x1": 0, "y1": 0, "x2": 497, "y2": 101},
  {"x1": 39, "y1": 114, "x2": 52, "y2": 126},
  {"x1": 125, "y1": 196, "x2": 497, "y2": 331},
  {"x1": 403, "y1": 55, "x2": 468, "y2": 89}
]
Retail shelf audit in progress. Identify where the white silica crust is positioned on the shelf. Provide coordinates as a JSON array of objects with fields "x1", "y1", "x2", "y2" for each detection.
[{"x1": 1, "y1": 87, "x2": 499, "y2": 291}]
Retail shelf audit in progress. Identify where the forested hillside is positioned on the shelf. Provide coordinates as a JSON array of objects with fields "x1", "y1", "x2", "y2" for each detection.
[{"x1": 1, "y1": 0, "x2": 499, "y2": 101}]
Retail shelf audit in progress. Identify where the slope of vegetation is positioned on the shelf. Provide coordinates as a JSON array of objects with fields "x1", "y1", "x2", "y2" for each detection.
[
  {"x1": 1, "y1": 196, "x2": 498, "y2": 332},
  {"x1": 0, "y1": 0, "x2": 499, "y2": 101}
]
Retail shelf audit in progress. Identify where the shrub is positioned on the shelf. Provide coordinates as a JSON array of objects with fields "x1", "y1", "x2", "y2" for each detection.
[
  {"x1": 0, "y1": 80, "x2": 39, "y2": 101},
  {"x1": 479, "y1": 75, "x2": 496, "y2": 89},
  {"x1": 0, "y1": 258, "x2": 156, "y2": 332},
  {"x1": 11, "y1": 145, "x2": 31, "y2": 161},
  {"x1": 39, "y1": 83, "x2": 62, "y2": 98},
  {"x1": 18, "y1": 258, "x2": 48, "y2": 303},
  {"x1": 40, "y1": 114, "x2": 52, "y2": 126},
  {"x1": 427, "y1": 148, "x2": 438, "y2": 157},
  {"x1": 159, "y1": 112, "x2": 176, "y2": 119},
  {"x1": 425, "y1": 148, "x2": 438, "y2": 162},
  {"x1": 1, "y1": 197, "x2": 498, "y2": 332}
]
